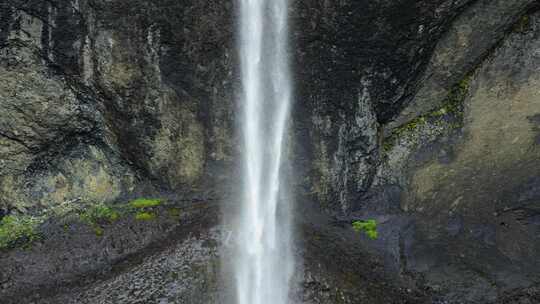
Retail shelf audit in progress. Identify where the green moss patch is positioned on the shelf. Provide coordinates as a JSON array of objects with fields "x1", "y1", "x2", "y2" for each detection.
[
  {"x1": 93, "y1": 226, "x2": 104, "y2": 237},
  {"x1": 383, "y1": 75, "x2": 472, "y2": 152},
  {"x1": 0, "y1": 197, "x2": 167, "y2": 243},
  {"x1": 0, "y1": 215, "x2": 41, "y2": 249},
  {"x1": 79, "y1": 204, "x2": 120, "y2": 224},
  {"x1": 440, "y1": 75, "x2": 471, "y2": 120},
  {"x1": 128, "y1": 198, "x2": 163, "y2": 221},
  {"x1": 0, "y1": 197, "x2": 169, "y2": 244},
  {"x1": 352, "y1": 219, "x2": 378, "y2": 240},
  {"x1": 135, "y1": 212, "x2": 156, "y2": 221},
  {"x1": 78, "y1": 203, "x2": 121, "y2": 237},
  {"x1": 129, "y1": 198, "x2": 162, "y2": 209}
]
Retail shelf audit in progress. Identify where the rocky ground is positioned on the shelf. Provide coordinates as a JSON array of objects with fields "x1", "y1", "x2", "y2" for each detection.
[{"x1": 1, "y1": 0, "x2": 539, "y2": 303}]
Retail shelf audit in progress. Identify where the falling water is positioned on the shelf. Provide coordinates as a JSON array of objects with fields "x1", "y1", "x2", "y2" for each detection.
[{"x1": 235, "y1": 0, "x2": 294, "y2": 303}]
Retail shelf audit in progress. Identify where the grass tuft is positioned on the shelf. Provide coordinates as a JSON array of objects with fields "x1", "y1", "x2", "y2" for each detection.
[{"x1": 352, "y1": 219, "x2": 378, "y2": 240}]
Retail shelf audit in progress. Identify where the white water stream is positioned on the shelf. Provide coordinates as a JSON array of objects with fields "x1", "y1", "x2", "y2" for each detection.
[{"x1": 235, "y1": 0, "x2": 294, "y2": 303}]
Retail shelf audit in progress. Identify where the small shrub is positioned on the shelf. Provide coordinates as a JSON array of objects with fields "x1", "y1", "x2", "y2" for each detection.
[
  {"x1": 352, "y1": 219, "x2": 378, "y2": 240},
  {"x1": 0, "y1": 215, "x2": 41, "y2": 249},
  {"x1": 129, "y1": 198, "x2": 162, "y2": 209}
]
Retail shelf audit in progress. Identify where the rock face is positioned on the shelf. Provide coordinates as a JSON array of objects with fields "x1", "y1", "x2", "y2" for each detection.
[
  {"x1": 381, "y1": 9, "x2": 540, "y2": 303},
  {"x1": 1, "y1": 0, "x2": 539, "y2": 303},
  {"x1": 0, "y1": 0, "x2": 235, "y2": 213}
]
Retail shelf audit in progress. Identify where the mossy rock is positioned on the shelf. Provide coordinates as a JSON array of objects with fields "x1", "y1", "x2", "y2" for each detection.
[{"x1": 383, "y1": 75, "x2": 472, "y2": 152}]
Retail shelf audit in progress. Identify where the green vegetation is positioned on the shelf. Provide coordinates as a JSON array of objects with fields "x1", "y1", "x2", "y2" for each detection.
[
  {"x1": 0, "y1": 196, "x2": 168, "y2": 245},
  {"x1": 382, "y1": 75, "x2": 471, "y2": 152},
  {"x1": 135, "y1": 212, "x2": 156, "y2": 221},
  {"x1": 382, "y1": 139, "x2": 394, "y2": 152},
  {"x1": 79, "y1": 203, "x2": 120, "y2": 224},
  {"x1": 129, "y1": 198, "x2": 162, "y2": 209},
  {"x1": 74, "y1": 198, "x2": 165, "y2": 233},
  {"x1": 0, "y1": 197, "x2": 166, "y2": 244},
  {"x1": 78, "y1": 203, "x2": 120, "y2": 237},
  {"x1": 440, "y1": 75, "x2": 471, "y2": 120},
  {"x1": 93, "y1": 226, "x2": 104, "y2": 237},
  {"x1": 128, "y1": 198, "x2": 163, "y2": 221},
  {"x1": 0, "y1": 215, "x2": 41, "y2": 249},
  {"x1": 352, "y1": 219, "x2": 378, "y2": 240}
]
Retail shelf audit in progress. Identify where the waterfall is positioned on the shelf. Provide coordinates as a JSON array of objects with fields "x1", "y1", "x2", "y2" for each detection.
[{"x1": 235, "y1": 0, "x2": 294, "y2": 303}]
